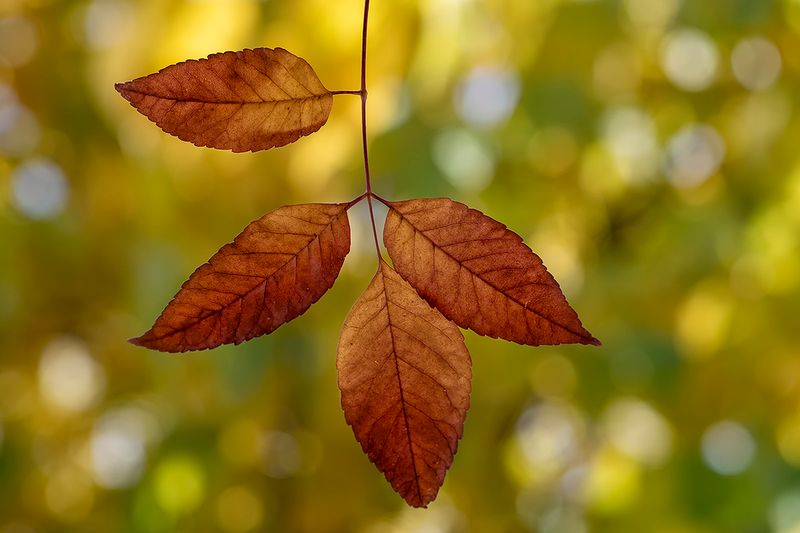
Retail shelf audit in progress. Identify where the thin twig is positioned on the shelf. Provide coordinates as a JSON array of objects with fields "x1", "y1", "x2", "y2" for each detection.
[
  {"x1": 358, "y1": 0, "x2": 382, "y2": 261},
  {"x1": 345, "y1": 192, "x2": 368, "y2": 209},
  {"x1": 372, "y1": 193, "x2": 390, "y2": 207}
]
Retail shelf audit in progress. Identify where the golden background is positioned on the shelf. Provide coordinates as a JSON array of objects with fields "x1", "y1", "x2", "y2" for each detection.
[{"x1": 1, "y1": 0, "x2": 800, "y2": 531}]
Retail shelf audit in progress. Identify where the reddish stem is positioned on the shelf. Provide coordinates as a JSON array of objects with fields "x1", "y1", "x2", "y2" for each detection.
[
  {"x1": 372, "y1": 193, "x2": 390, "y2": 207},
  {"x1": 345, "y1": 192, "x2": 368, "y2": 209},
  {"x1": 357, "y1": 0, "x2": 382, "y2": 262}
]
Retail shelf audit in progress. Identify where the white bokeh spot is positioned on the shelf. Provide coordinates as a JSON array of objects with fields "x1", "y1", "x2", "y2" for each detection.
[
  {"x1": 91, "y1": 407, "x2": 154, "y2": 489},
  {"x1": 260, "y1": 431, "x2": 302, "y2": 479},
  {"x1": 84, "y1": 0, "x2": 136, "y2": 49},
  {"x1": 516, "y1": 403, "x2": 585, "y2": 478},
  {"x1": 602, "y1": 106, "x2": 661, "y2": 184},
  {"x1": 661, "y1": 29, "x2": 719, "y2": 92},
  {"x1": 455, "y1": 65, "x2": 521, "y2": 129},
  {"x1": 701, "y1": 420, "x2": 756, "y2": 476},
  {"x1": 0, "y1": 16, "x2": 38, "y2": 67},
  {"x1": 602, "y1": 397, "x2": 673, "y2": 467},
  {"x1": 769, "y1": 489, "x2": 800, "y2": 533},
  {"x1": 38, "y1": 337, "x2": 105, "y2": 414},
  {"x1": 433, "y1": 129, "x2": 495, "y2": 192},
  {"x1": 731, "y1": 36, "x2": 782, "y2": 92},
  {"x1": 11, "y1": 158, "x2": 69, "y2": 220},
  {"x1": 664, "y1": 124, "x2": 725, "y2": 189},
  {"x1": 0, "y1": 85, "x2": 40, "y2": 157}
]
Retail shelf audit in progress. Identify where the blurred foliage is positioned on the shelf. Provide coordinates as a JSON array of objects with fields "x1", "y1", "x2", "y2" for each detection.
[{"x1": 1, "y1": 0, "x2": 800, "y2": 531}]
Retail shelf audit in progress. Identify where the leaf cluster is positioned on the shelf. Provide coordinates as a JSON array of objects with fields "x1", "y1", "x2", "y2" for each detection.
[{"x1": 117, "y1": 43, "x2": 598, "y2": 507}]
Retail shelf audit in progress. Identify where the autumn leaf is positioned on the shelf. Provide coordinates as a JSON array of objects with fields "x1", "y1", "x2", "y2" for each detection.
[
  {"x1": 116, "y1": 0, "x2": 602, "y2": 506},
  {"x1": 337, "y1": 260, "x2": 472, "y2": 508},
  {"x1": 131, "y1": 203, "x2": 350, "y2": 352},
  {"x1": 116, "y1": 47, "x2": 333, "y2": 152},
  {"x1": 382, "y1": 198, "x2": 599, "y2": 347}
]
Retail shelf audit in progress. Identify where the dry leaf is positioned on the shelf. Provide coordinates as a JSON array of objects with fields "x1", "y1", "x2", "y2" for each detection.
[
  {"x1": 383, "y1": 198, "x2": 599, "y2": 346},
  {"x1": 117, "y1": 0, "x2": 603, "y2": 507},
  {"x1": 116, "y1": 48, "x2": 333, "y2": 152},
  {"x1": 132, "y1": 203, "x2": 350, "y2": 352},
  {"x1": 337, "y1": 260, "x2": 472, "y2": 508}
]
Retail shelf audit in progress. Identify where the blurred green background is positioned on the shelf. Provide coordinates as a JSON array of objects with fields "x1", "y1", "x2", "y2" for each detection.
[{"x1": 2, "y1": 0, "x2": 800, "y2": 531}]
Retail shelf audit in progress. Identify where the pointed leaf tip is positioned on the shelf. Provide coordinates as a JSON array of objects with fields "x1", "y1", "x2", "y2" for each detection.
[
  {"x1": 133, "y1": 203, "x2": 351, "y2": 353},
  {"x1": 115, "y1": 47, "x2": 333, "y2": 152},
  {"x1": 338, "y1": 261, "x2": 472, "y2": 507},
  {"x1": 383, "y1": 198, "x2": 599, "y2": 347}
]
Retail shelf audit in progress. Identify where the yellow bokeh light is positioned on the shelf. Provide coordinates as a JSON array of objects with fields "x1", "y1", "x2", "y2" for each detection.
[
  {"x1": 409, "y1": 0, "x2": 467, "y2": 103},
  {"x1": 215, "y1": 486, "x2": 265, "y2": 533},
  {"x1": 579, "y1": 142, "x2": 626, "y2": 200},
  {"x1": 288, "y1": 119, "x2": 358, "y2": 198},
  {"x1": 582, "y1": 448, "x2": 642, "y2": 515},
  {"x1": 156, "y1": 1, "x2": 257, "y2": 66},
  {"x1": 529, "y1": 127, "x2": 579, "y2": 178},
  {"x1": 593, "y1": 42, "x2": 642, "y2": 100},
  {"x1": 676, "y1": 283, "x2": 733, "y2": 360},
  {"x1": 723, "y1": 92, "x2": 791, "y2": 161},
  {"x1": 218, "y1": 418, "x2": 262, "y2": 470},
  {"x1": 786, "y1": 0, "x2": 800, "y2": 34},
  {"x1": 530, "y1": 354, "x2": 578, "y2": 400},
  {"x1": 0, "y1": 370, "x2": 35, "y2": 420},
  {"x1": 45, "y1": 465, "x2": 94, "y2": 523},
  {"x1": 0, "y1": 157, "x2": 11, "y2": 209},
  {"x1": 153, "y1": 455, "x2": 206, "y2": 517},
  {"x1": 368, "y1": 77, "x2": 410, "y2": 135},
  {"x1": 622, "y1": 0, "x2": 681, "y2": 33},
  {"x1": 777, "y1": 413, "x2": 800, "y2": 467},
  {"x1": 746, "y1": 206, "x2": 800, "y2": 295}
]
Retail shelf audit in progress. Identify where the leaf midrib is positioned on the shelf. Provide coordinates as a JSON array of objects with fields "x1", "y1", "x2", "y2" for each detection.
[
  {"x1": 392, "y1": 208, "x2": 593, "y2": 342},
  {"x1": 120, "y1": 87, "x2": 330, "y2": 105},
  {"x1": 380, "y1": 265, "x2": 425, "y2": 506},
  {"x1": 149, "y1": 209, "x2": 345, "y2": 343}
]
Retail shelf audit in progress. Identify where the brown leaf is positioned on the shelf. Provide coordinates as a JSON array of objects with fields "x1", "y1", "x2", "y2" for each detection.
[
  {"x1": 115, "y1": 48, "x2": 333, "y2": 152},
  {"x1": 383, "y1": 198, "x2": 600, "y2": 346},
  {"x1": 132, "y1": 203, "x2": 350, "y2": 352},
  {"x1": 337, "y1": 260, "x2": 471, "y2": 508}
]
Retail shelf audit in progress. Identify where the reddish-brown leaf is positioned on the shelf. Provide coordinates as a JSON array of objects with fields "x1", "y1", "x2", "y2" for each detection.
[
  {"x1": 337, "y1": 260, "x2": 472, "y2": 508},
  {"x1": 132, "y1": 203, "x2": 350, "y2": 352},
  {"x1": 116, "y1": 48, "x2": 333, "y2": 152},
  {"x1": 383, "y1": 198, "x2": 599, "y2": 346}
]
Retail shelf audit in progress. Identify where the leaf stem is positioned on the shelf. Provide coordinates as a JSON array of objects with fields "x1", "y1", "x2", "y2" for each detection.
[
  {"x1": 345, "y1": 192, "x2": 368, "y2": 209},
  {"x1": 358, "y1": 0, "x2": 382, "y2": 262},
  {"x1": 372, "y1": 193, "x2": 390, "y2": 207},
  {"x1": 331, "y1": 90, "x2": 363, "y2": 96}
]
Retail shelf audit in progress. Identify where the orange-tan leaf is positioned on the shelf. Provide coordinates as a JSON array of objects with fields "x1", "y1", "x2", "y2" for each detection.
[
  {"x1": 132, "y1": 203, "x2": 350, "y2": 352},
  {"x1": 337, "y1": 260, "x2": 472, "y2": 508},
  {"x1": 116, "y1": 48, "x2": 333, "y2": 152},
  {"x1": 383, "y1": 198, "x2": 599, "y2": 346}
]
